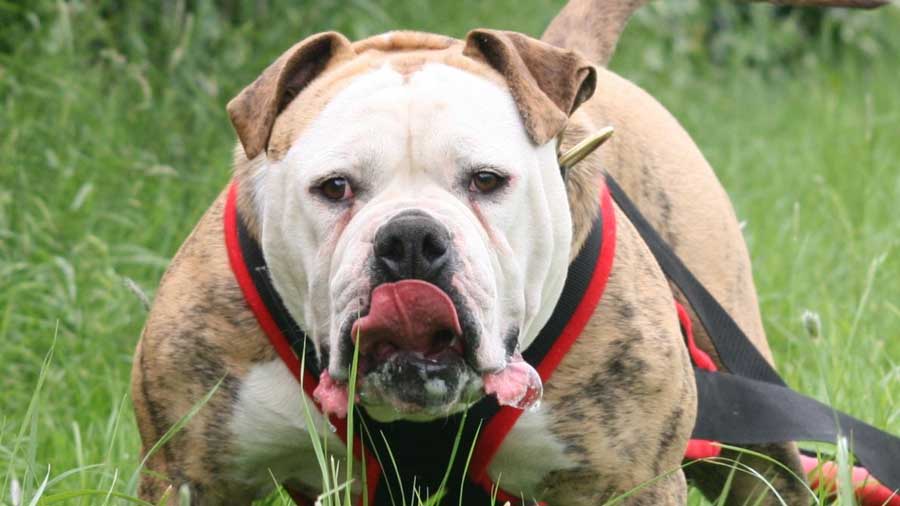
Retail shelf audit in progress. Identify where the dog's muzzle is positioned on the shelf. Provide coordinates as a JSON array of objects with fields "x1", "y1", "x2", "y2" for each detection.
[{"x1": 314, "y1": 210, "x2": 542, "y2": 419}]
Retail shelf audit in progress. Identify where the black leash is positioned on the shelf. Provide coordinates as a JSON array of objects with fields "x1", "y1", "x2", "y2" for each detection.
[
  {"x1": 605, "y1": 174, "x2": 900, "y2": 491},
  {"x1": 694, "y1": 369, "x2": 900, "y2": 486}
]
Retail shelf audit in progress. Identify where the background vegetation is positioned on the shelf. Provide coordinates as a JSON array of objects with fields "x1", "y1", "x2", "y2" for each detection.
[{"x1": 1, "y1": 0, "x2": 898, "y2": 504}]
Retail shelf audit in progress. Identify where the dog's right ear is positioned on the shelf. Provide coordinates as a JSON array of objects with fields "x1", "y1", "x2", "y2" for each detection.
[{"x1": 227, "y1": 32, "x2": 355, "y2": 159}]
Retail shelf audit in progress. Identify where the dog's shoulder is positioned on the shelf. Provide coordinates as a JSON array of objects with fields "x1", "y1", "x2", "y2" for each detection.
[{"x1": 138, "y1": 188, "x2": 276, "y2": 389}]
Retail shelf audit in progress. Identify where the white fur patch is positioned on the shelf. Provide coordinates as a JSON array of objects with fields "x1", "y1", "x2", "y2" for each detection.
[
  {"x1": 228, "y1": 362, "x2": 568, "y2": 498},
  {"x1": 228, "y1": 360, "x2": 356, "y2": 493}
]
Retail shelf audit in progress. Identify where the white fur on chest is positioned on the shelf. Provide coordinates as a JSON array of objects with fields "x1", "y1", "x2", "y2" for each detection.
[
  {"x1": 228, "y1": 361, "x2": 573, "y2": 500},
  {"x1": 228, "y1": 360, "x2": 353, "y2": 494}
]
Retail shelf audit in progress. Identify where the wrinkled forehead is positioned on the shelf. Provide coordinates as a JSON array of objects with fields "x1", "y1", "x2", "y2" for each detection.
[{"x1": 266, "y1": 35, "x2": 526, "y2": 161}]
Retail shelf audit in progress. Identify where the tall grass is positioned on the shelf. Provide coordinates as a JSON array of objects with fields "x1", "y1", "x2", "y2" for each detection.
[{"x1": 1, "y1": 1, "x2": 898, "y2": 505}]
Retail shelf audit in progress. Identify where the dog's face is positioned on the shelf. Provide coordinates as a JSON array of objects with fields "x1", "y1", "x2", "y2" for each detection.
[
  {"x1": 261, "y1": 63, "x2": 568, "y2": 419},
  {"x1": 229, "y1": 31, "x2": 595, "y2": 421}
]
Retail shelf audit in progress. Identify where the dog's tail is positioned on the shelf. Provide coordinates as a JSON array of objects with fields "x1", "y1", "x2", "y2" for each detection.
[{"x1": 541, "y1": 0, "x2": 889, "y2": 67}]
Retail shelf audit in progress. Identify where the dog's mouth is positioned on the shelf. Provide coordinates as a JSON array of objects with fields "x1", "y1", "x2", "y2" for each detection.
[
  {"x1": 353, "y1": 279, "x2": 465, "y2": 373},
  {"x1": 313, "y1": 280, "x2": 542, "y2": 419}
]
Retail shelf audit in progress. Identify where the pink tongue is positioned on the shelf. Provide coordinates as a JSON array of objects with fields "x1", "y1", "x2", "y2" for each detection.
[
  {"x1": 352, "y1": 280, "x2": 462, "y2": 353},
  {"x1": 483, "y1": 355, "x2": 543, "y2": 410}
]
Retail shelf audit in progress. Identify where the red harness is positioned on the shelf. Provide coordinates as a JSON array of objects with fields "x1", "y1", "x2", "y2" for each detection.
[
  {"x1": 224, "y1": 181, "x2": 718, "y2": 504},
  {"x1": 226, "y1": 176, "x2": 900, "y2": 506}
]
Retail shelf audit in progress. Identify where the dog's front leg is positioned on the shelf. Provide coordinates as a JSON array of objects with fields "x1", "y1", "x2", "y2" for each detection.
[
  {"x1": 129, "y1": 199, "x2": 292, "y2": 506},
  {"x1": 132, "y1": 334, "x2": 272, "y2": 506},
  {"x1": 538, "y1": 206, "x2": 697, "y2": 505}
]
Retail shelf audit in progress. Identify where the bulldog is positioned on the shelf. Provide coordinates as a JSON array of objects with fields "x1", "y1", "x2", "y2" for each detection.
[{"x1": 132, "y1": 0, "x2": 884, "y2": 504}]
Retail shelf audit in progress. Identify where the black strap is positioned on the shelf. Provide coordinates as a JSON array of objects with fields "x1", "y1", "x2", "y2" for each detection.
[
  {"x1": 523, "y1": 200, "x2": 604, "y2": 363},
  {"x1": 605, "y1": 174, "x2": 899, "y2": 491},
  {"x1": 236, "y1": 209, "x2": 320, "y2": 378},
  {"x1": 695, "y1": 369, "x2": 900, "y2": 489},
  {"x1": 606, "y1": 175, "x2": 784, "y2": 386}
]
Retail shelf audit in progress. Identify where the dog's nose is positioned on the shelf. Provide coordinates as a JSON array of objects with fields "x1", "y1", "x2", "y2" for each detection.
[{"x1": 373, "y1": 210, "x2": 451, "y2": 280}]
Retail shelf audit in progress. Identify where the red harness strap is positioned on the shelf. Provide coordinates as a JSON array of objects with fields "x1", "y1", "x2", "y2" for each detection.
[
  {"x1": 225, "y1": 183, "x2": 316, "y2": 396},
  {"x1": 225, "y1": 183, "x2": 380, "y2": 504},
  {"x1": 226, "y1": 182, "x2": 725, "y2": 503},
  {"x1": 467, "y1": 183, "x2": 617, "y2": 501},
  {"x1": 225, "y1": 181, "x2": 616, "y2": 504}
]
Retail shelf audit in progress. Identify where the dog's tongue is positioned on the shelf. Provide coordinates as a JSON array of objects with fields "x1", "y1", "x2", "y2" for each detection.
[
  {"x1": 352, "y1": 280, "x2": 462, "y2": 352},
  {"x1": 483, "y1": 355, "x2": 543, "y2": 410}
]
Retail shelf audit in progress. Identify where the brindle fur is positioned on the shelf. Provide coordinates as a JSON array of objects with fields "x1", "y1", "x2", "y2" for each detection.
[
  {"x1": 547, "y1": 1, "x2": 816, "y2": 500},
  {"x1": 537, "y1": 199, "x2": 696, "y2": 505},
  {"x1": 132, "y1": 193, "x2": 279, "y2": 504},
  {"x1": 555, "y1": 74, "x2": 809, "y2": 504}
]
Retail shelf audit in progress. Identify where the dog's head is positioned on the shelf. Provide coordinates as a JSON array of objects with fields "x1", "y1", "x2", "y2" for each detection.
[{"x1": 227, "y1": 30, "x2": 596, "y2": 421}]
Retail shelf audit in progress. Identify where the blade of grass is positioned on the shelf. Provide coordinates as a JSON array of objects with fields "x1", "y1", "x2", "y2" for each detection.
[
  {"x1": 835, "y1": 437, "x2": 856, "y2": 506},
  {"x1": 712, "y1": 453, "x2": 738, "y2": 506},
  {"x1": 457, "y1": 421, "x2": 482, "y2": 506},
  {"x1": 379, "y1": 431, "x2": 406, "y2": 506},
  {"x1": 69, "y1": 421, "x2": 85, "y2": 506},
  {"x1": 715, "y1": 444, "x2": 817, "y2": 500},
  {"x1": 26, "y1": 466, "x2": 50, "y2": 506},
  {"x1": 126, "y1": 376, "x2": 225, "y2": 492},
  {"x1": 2, "y1": 329, "x2": 56, "y2": 504},
  {"x1": 178, "y1": 483, "x2": 191, "y2": 506},
  {"x1": 297, "y1": 340, "x2": 336, "y2": 506},
  {"x1": 266, "y1": 469, "x2": 291, "y2": 506},
  {"x1": 358, "y1": 418, "x2": 397, "y2": 506},
  {"x1": 99, "y1": 468, "x2": 118, "y2": 506},
  {"x1": 360, "y1": 436, "x2": 369, "y2": 506},
  {"x1": 604, "y1": 456, "x2": 790, "y2": 506},
  {"x1": 44, "y1": 464, "x2": 104, "y2": 490},
  {"x1": 344, "y1": 325, "x2": 362, "y2": 506},
  {"x1": 433, "y1": 406, "x2": 468, "y2": 500},
  {"x1": 155, "y1": 485, "x2": 174, "y2": 506}
]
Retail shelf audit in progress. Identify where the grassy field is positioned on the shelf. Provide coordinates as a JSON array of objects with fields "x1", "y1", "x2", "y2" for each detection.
[{"x1": 1, "y1": 1, "x2": 898, "y2": 505}]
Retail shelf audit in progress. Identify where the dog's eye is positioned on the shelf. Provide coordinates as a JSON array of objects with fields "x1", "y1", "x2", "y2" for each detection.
[
  {"x1": 469, "y1": 171, "x2": 506, "y2": 194},
  {"x1": 319, "y1": 177, "x2": 352, "y2": 201}
]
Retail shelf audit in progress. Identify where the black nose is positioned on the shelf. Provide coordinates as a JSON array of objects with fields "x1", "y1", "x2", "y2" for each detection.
[{"x1": 373, "y1": 210, "x2": 452, "y2": 280}]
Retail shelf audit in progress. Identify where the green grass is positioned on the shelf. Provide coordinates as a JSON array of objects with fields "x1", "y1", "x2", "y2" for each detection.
[{"x1": 1, "y1": 1, "x2": 898, "y2": 504}]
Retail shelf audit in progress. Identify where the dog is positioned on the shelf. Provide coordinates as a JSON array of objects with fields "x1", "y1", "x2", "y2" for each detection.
[{"x1": 131, "y1": 0, "x2": 886, "y2": 504}]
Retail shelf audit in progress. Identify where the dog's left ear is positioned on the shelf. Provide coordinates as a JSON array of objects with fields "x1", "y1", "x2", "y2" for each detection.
[{"x1": 463, "y1": 29, "x2": 597, "y2": 145}]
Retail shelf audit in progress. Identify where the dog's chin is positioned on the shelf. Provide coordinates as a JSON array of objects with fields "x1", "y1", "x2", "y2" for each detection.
[{"x1": 356, "y1": 350, "x2": 484, "y2": 422}]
